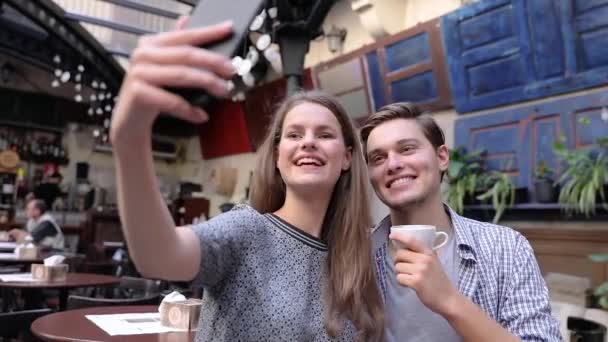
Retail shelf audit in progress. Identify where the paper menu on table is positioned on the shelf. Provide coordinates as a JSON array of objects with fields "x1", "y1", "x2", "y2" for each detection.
[
  {"x1": 0, "y1": 242, "x2": 16, "y2": 250},
  {"x1": 0, "y1": 273, "x2": 40, "y2": 282},
  {"x1": 86, "y1": 313, "x2": 183, "y2": 336}
]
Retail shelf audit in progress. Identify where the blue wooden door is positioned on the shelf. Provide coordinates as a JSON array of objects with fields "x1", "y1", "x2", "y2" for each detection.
[
  {"x1": 366, "y1": 19, "x2": 452, "y2": 112},
  {"x1": 442, "y1": 0, "x2": 608, "y2": 113},
  {"x1": 455, "y1": 90, "x2": 608, "y2": 196}
]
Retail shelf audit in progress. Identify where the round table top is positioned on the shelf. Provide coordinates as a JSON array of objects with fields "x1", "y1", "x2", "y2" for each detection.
[
  {"x1": 0, "y1": 273, "x2": 120, "y2": 289},
  {"x1": 31, "y1": 305, "x2": 196, "y2": 342},
  {"x1": 0, "y1": 254, "x2": 44, "y2": 264}
]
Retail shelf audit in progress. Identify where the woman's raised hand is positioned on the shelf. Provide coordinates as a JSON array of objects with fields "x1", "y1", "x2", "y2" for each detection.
[{"x1": 110, "y1": 19, "x2": 236, "y2": 144}]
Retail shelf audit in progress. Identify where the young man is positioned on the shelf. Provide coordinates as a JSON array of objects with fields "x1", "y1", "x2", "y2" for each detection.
[
  {"x1": 9, "y1": 199, "x2": 64, "y2": 250},
  {"x1": 360, "y1": 103, "x2": 561, "y2": 341}
]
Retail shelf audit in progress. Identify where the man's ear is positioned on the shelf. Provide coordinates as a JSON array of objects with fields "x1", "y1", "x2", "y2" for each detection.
[{"x1": 437, "y1": 145, "x2": 449, "y2": 173}]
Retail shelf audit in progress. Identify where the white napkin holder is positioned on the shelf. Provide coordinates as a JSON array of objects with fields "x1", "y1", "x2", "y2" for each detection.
[
  {"x1": 159, "y1": 291, "x2": 202, "y2": 330},
  {"x1": 14, "y1": 237, "x2": 39, "y2": 259},
  {"x1": 31, "y1": 255, "x2": 68, "y2": 281}
]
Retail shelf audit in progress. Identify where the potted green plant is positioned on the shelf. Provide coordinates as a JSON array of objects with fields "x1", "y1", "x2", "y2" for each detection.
[
  {"x1": 476, "y1": 170, "x2": 515, "y2": 223},
  {"x1": 444, "y1": 147, "x2": 484, "y2": 214},
  {"x1": 534, "y1": 160, "x2": 558, "y2": 203},
  {"x1": 553, "y1": 134, "x2": 608, "y2": 216},
  {"x1": 589, "y1": 253, "x2": 608, "y2": 310}
]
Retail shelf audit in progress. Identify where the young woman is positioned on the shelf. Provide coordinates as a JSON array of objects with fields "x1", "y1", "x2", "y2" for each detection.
[{"x1": 110, "y1": 19, "x2": 383, "y2": 341}]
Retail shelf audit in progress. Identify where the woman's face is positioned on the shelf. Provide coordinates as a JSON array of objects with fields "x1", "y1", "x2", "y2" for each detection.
[{"x1": 276, "y1": 102, "x2": 352, "y2": 196}]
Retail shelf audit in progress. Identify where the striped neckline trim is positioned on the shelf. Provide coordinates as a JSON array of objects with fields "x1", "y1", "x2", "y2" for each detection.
[{"x1": 265, "y1": 214, "x2": 328, "y2": 251}]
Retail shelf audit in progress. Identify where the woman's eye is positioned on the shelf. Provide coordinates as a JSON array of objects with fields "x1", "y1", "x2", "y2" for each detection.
[
  {"x1": 319, "y1": 133, "x2": 334, "y2": 139},
  {"x1": 286, "y1": 132, "x2": 300, "y2": 139}
]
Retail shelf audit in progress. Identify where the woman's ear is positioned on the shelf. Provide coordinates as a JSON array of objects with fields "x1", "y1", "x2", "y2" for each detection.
[{"x1": 342, "y1": 146, "x2": 353, "y2": 171}]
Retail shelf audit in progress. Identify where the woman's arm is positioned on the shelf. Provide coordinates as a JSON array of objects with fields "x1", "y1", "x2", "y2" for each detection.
[{"x1": 110, "y1": 19, "x2": 235, "y2": 281}]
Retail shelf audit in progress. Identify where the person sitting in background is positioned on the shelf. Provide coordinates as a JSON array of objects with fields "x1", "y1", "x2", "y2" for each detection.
[
  {"x1": 9, "y1": 199, "x2": 64, "y2": 250},
  {"x1": 34, "y1": 171, "x2": 64, "y2": 210}
]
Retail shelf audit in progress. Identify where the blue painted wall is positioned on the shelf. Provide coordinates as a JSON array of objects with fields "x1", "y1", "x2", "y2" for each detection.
[
  {"x1": 442, "y1": 0, "x2": 608, "y2": 113},
  {"x1": 455, "y1": 90, "x2": 608, "y2": 197}
]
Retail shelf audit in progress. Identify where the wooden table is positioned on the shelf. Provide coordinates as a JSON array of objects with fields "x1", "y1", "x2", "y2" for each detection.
[
  {"x1": 0, "y1": 273, "x2": 119, "y2": 311},
  {"x1": 31, "y1": 305, "x2": 196, "y2": 341},
  {"x1": 0, "y1": 253, "x2": 44, "y2": 265}
]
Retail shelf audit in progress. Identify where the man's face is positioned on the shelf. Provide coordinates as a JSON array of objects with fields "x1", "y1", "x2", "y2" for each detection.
[
  {"x1": 26, "y1": 202, "x2": 40, "y2": 219},
  {"x1": 365, "y1": 118, "x2": 448, "y2": 210}
]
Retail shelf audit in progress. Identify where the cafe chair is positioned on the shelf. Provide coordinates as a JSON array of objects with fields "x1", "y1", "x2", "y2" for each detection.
[
  {"x1": 0, "y1": 308, "x2": 53, "y2": 342},
  {"x1": 66, "y1": 293, "x2": 162, "y2": 310},
  {"x1": 115, "y1": 276, "x2": 165, "y2": 298}
]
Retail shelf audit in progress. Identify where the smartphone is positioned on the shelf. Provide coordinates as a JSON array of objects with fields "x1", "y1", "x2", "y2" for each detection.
[{"x1": 174, "y1": 0, "x2": 266, "y2": 108}]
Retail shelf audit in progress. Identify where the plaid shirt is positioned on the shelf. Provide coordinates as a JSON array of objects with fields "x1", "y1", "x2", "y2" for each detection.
[{"x1": 372, "y1": 205, "x2": 562, "y2": 341}]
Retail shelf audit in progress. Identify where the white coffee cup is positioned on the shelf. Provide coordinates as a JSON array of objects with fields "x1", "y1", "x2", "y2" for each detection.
[{"x1": 390, "y1": 225, "x2": 449, "y2": 251}]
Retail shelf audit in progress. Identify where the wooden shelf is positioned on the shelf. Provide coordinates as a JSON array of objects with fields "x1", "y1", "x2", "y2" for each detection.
[{"x1": 463, "y1": 203, "x2": 608, "y2": 222}]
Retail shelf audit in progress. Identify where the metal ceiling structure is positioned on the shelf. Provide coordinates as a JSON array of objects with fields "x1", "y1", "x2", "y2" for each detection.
[
  {"x1": 0, "y1": 0, "x2": 196, "y2": 136},
  {"x1": 0, "y1": 0, "x2": 336, "y2": 137}
]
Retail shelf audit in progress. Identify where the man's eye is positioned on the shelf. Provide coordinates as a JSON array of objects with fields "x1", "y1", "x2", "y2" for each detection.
[{"x1": 371, "y1": 155, "x2": 384, "y2": 163}]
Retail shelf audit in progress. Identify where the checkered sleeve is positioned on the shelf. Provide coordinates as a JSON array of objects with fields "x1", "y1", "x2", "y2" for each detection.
[{"x1": 499, "y1": 234, "x2": 563, "y2": 341}]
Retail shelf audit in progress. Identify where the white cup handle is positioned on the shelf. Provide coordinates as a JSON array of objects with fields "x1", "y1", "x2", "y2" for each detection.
[{"x1": 433, "y1": 231, "x2": 449, "y2": 250}]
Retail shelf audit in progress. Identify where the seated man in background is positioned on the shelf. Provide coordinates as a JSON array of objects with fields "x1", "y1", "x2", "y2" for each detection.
[
  {"x1": 9, "y1": 199, "x2": 64, "y2": 250},
  {"x1": 34, "y1": 171, "x2": 64, "y2": 210}
]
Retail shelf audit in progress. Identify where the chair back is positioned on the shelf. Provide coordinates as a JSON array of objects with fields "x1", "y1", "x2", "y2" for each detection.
[
  {"x1": 66, "y1": 293, "x2": 161, "y2": 310},
  {"x1": 0, "y1": 308, "x2": 53, "y2": 341},
  {"x1": 117, "y1": 276, "x2": 165, "y2": 298}
]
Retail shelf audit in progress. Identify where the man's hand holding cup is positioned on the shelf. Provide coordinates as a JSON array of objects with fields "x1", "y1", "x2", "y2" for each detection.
[{"x1": 390, "y1": 225, "x2": 461, "y2": 316}]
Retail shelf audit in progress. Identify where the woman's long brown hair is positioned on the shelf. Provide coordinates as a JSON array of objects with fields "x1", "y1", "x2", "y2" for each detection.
[{"x1": 250, "y1": 91, "x2": 384, "y2": 341}]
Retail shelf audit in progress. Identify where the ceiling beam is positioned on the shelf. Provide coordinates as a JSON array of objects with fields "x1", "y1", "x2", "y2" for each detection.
[
  {"x1": 96, "y1": 0, "x2": 181, "y2": 19},
  {"x1": 174, "y1": 0, "x2": 197, "y2": 7},
  {"x1": 64, "y1": 12, "x2": 155, "y2": 36}
]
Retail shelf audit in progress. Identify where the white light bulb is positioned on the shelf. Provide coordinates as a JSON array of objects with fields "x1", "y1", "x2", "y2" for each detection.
[
  {"x1": 268, "y1": 7, "x2": 278, "y2": 19},
  {"x1": 96, "y1": 108, "x2": 103, "y2": 115},
  {"x1": 100, "y1": 82, "x2": 107, "y2": 90},
  {"x1": 54, "y1": 69, "x2": 62, "y2": 77},
  {"x1": 87, "y1": 108, "x2": 94, "y2": 116},
  {"x1": 256, "y1": 34, "x2": 271, "y2": 51},
  {"x1": 74, "y1": 83, "x2": 82, "y2": 92},
  {"x1": 226, "y1": 80, "x2": 235, "y2": 93},
  {"x1": 53, "y1": 55, "x2": 61, "y2": 64},
  {"x1": 104, "y1": 119, "x2": 110, "y2": 128},
  {"x1": 51, "y1": 80, "x2": 60, "y2": 88},
  {"x1": 249, "y1": 13, "x2": 265, "y2": 31},
  {"x1": 237, "y1": 59, "x2": 252, "y2": 76},
  {"x1": 231, "y1": 56, "x2": 243, "y2": 70},
  {"x1": 105, "y1": 105, "x2": 112, "y2": 112},
  {"x1": 75, "y1": 74, "x2": 81, "y2": 82},
  {"x1": 74, "y1": 94, "x2": 82, "y2": 102},
  {"x1": 93, "y1": 129, "x2": 100, "y2": 137},
  {"x1": 98, "y1": 93, "x2": 105, "y2": 101},
  {"x1": 77, "y1": 64, "x2": 85, "y2": 72},
  {"x1": 90, "y1": 94, "x2": 97, "y2": 102},
  {"x1": 242, "y1": 73, "x2": 255, "y2": 87},
  {"x1": 60, "y1": 71, "x2": 71, "y2": 83},
  {"x1": 92, "y1": 81, "x2": 98, "y2": 88}
]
